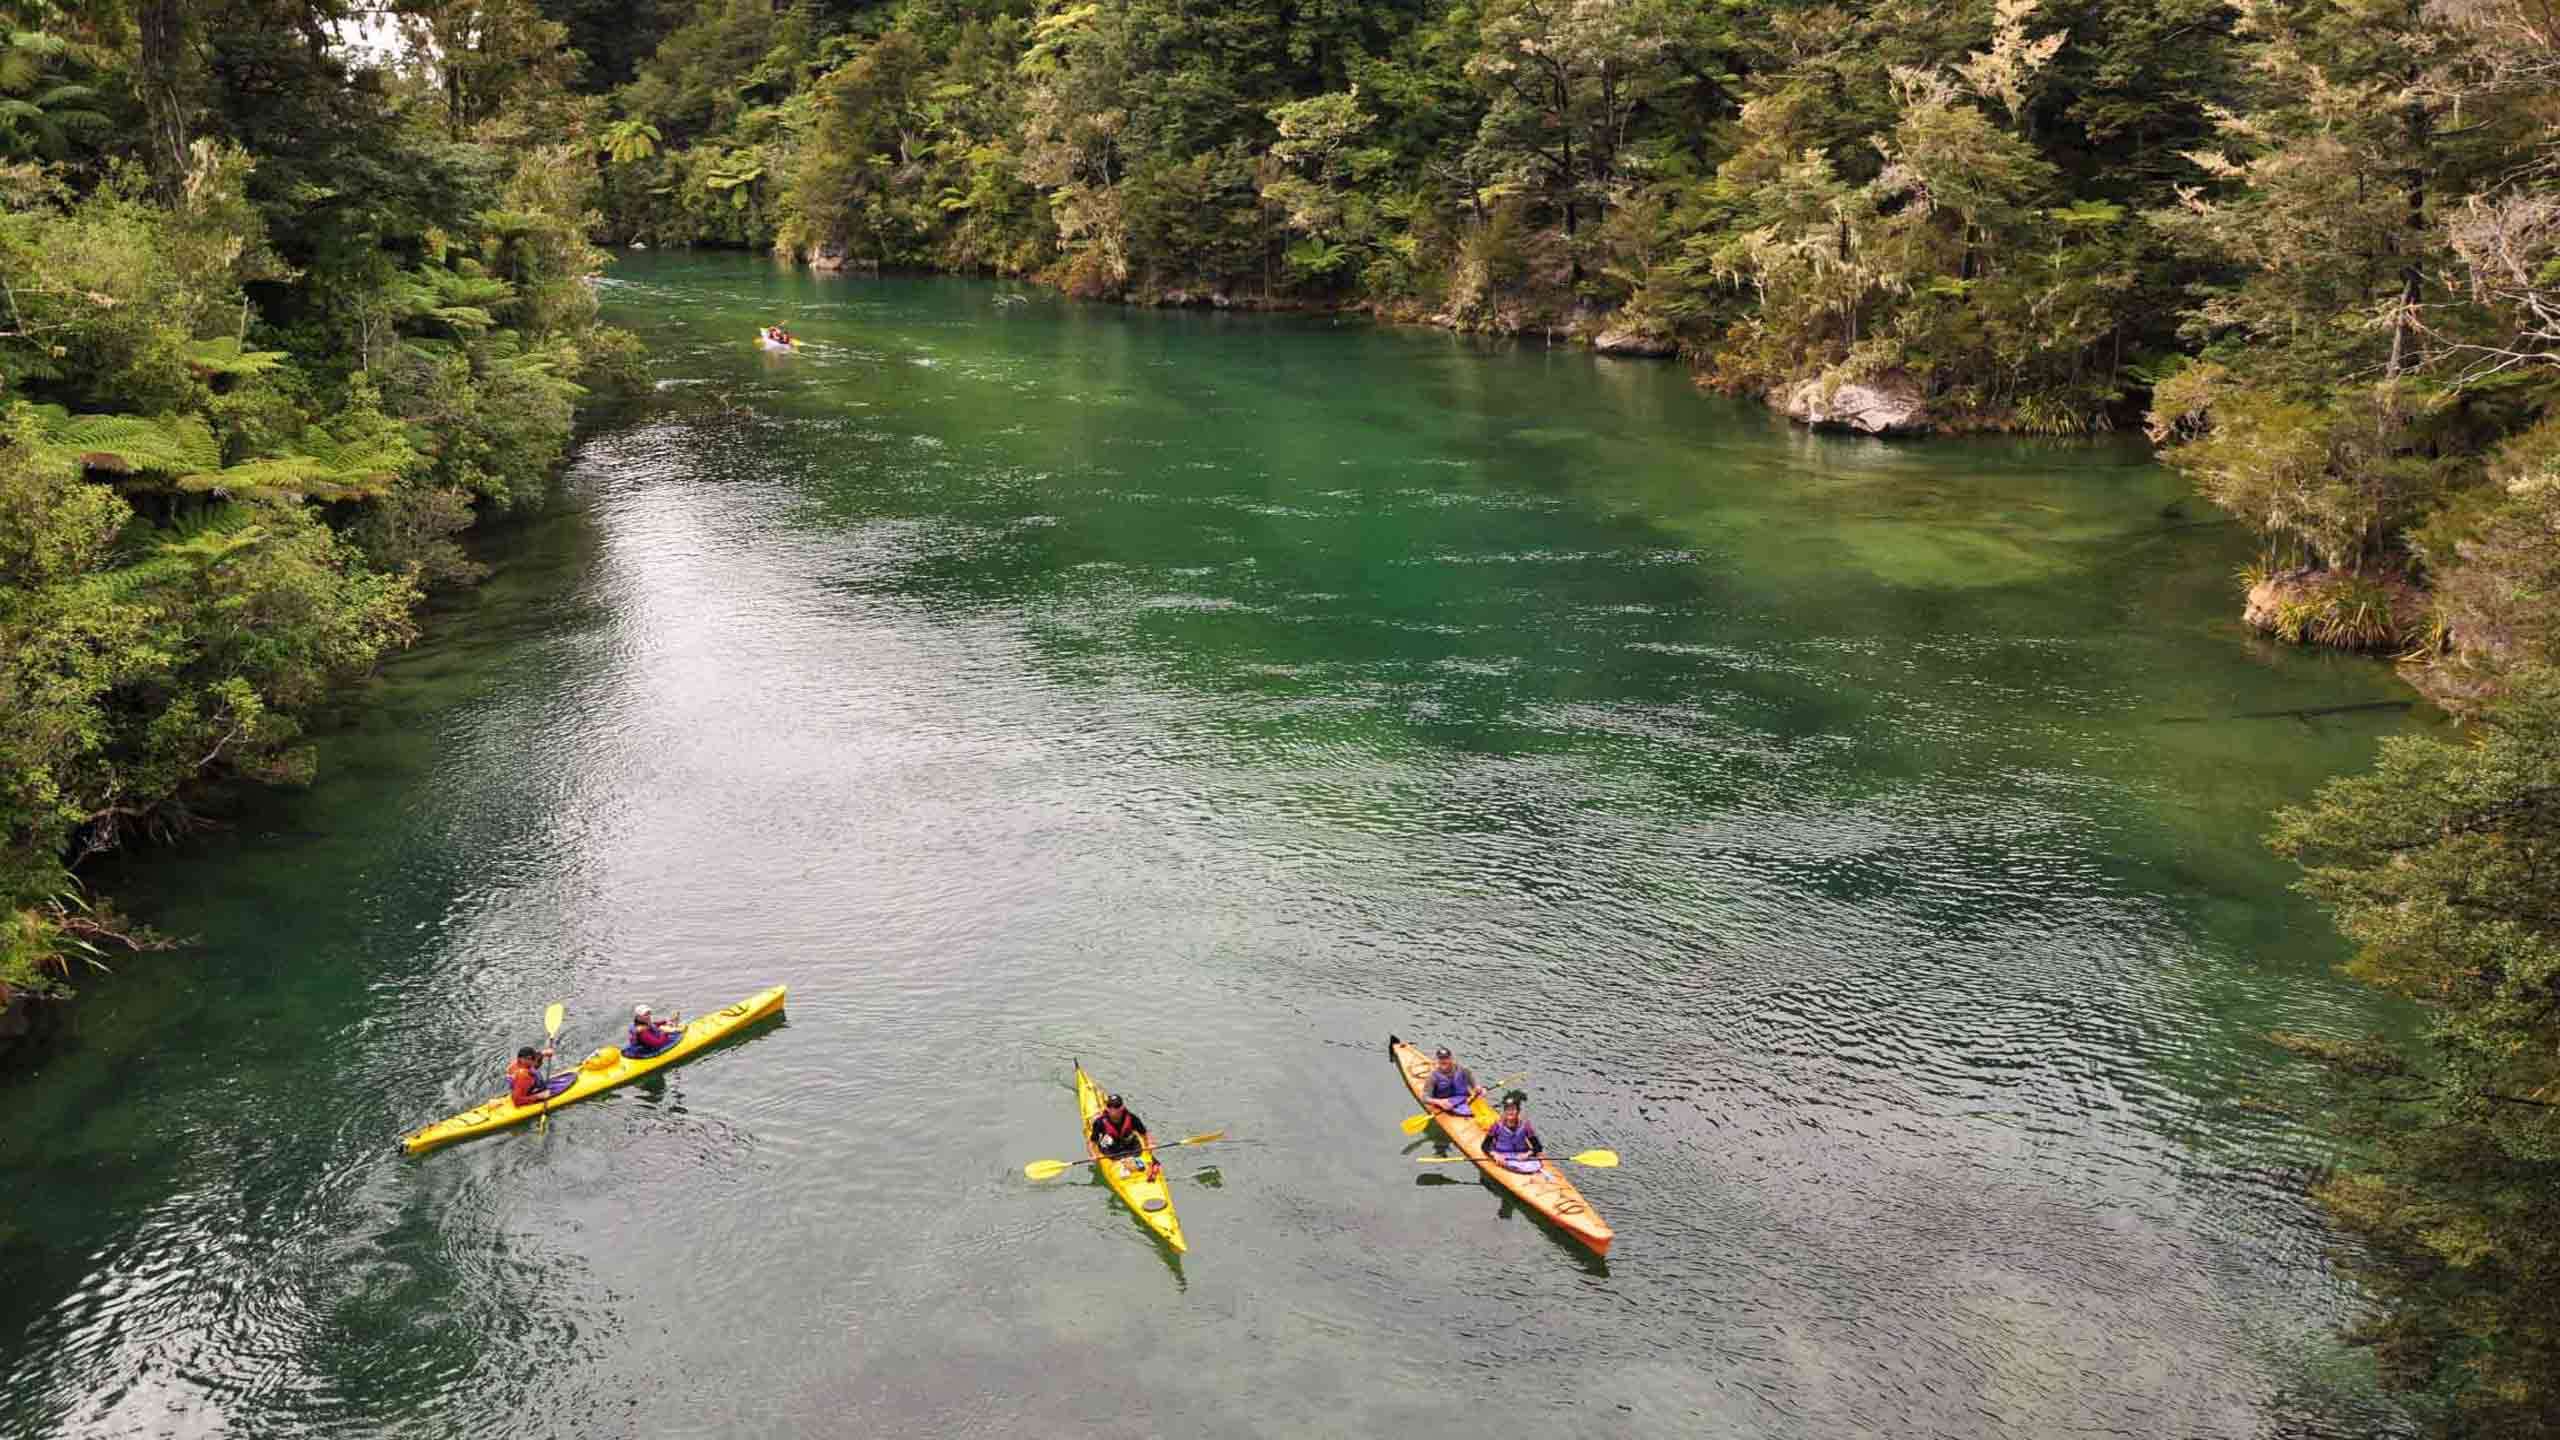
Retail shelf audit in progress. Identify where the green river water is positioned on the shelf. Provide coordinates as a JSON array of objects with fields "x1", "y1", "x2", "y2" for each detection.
[{"x1": 3, "y1": 255, "x2": 2428, "y2": 1437}]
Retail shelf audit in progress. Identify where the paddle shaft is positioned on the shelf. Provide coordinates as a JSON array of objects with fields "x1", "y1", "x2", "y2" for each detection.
[
  {"x1": 535, "y1": 1006, "x2": 566, "y2": 1132},
  {"x1": 1024, "y1": 1132, "x2": 1231, "y2": 1179}
]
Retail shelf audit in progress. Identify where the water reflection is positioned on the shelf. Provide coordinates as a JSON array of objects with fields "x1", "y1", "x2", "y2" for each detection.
[{"x1": 0, "y1": 257, "x2": 2426, "y2": 1439}]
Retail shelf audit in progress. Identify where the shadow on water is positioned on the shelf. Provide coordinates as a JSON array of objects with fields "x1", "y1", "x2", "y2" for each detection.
[
  {"x1": 1409, "y1": 1136, "x2": 1613, "y2": 1275},
  {"x1": 1487, "y1": 1181, "x2": 1614, "y2": 1278},
  {"x1": 1074, "y1": 1181, "x2": 1189, "y2": 1290}
]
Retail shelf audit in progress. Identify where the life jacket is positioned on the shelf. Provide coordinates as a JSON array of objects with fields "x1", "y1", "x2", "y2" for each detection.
[
  {"x1": 508, "y1": 1059, "x2": 544, "y2": 1106},
  {"x1": 1094, "y1": 1108, "x2": 1141, "y2": 1144},
  {"x1": 1426, "y1": 1065, "x2": 1474, "y2": 1100},
  {"x1": 630, "y1": 1022, "x2": 672, "y2": 1052},
  {"x1": 1483, "y1": 1117, "x2": 1540, "y2": 1156}
]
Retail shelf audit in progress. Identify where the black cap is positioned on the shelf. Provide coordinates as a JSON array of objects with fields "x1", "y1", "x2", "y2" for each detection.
[
  {"x1": 1105, "y1": 1094, "x2": 1123, "y2": 1107},
  {"x1": 1434, "y1": 1047, "x2": 1453, "y2": 1060}
]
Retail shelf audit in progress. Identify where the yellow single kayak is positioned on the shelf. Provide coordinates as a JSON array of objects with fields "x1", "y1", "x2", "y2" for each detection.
[
  {"x1": 1390, "y1": 1034, "x2": 1614, "y2": 1255},
  {"x1": 1076, "y1": 1061, "x2": 1186, "y2": 1253},
  {"x1": 400, "y1": 985, "x2": 787, "y2": 1154}
]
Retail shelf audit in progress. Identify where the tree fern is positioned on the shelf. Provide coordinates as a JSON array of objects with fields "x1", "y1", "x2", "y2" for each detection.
[
  {"x1": 18, "y1": 405, "x2": 223, "y2": 476},
  {"x1": 182, "y1": 337, "x2": 289, "y2": 382},
  {"x1": 73, "y1": 512, "x2": 273, "y2": 606},
  {"x1": 180, "y1": 424, "x2": 417, "y2": 503}
]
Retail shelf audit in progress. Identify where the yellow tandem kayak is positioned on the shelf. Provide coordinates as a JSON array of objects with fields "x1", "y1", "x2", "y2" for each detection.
[
  {"x1": 400, "y1": 985, "x2": 787, "y2": 1154},
  {"x1": 1075, "y1": 1061, "x2": 1186, "y2": 1253}
]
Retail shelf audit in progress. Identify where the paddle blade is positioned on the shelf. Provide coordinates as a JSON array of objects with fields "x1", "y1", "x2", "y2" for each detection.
[
  {"x1": 1023, "y1": 1159, "x2": 1077, "y2": 1181},
  {"x1": 1399, "y1": 1111, "x2": 1434, "y2": 1136},
  {"x1": 1172, "y1": 1129, "x2": 1226, "y2": 1147},
  {"x1": 1414, "y1": 1155, "x2": 1471, "y2": 1164},
  {"x1": 543, "y1": 1002, "x2": 565, "y2": 1040},
  {"x1": 1568, "y1": 1149, "x2": 1620, "y2": 1168}
]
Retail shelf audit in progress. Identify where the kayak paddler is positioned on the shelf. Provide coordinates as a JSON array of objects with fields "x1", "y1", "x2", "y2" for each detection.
[
  {"x1": 1089, "y1": 1093, "x2": 1160, "y2": 1179},
  {"x1": 507, "y1": 1043, "x2": 564, "y2": 1107},
  {"x1": 1420, "y1": 1046, "x2": 1484, "y2": 1116},
  {"x1": 626, "y1": 1005, "x2": 685, "y2": 1057},
  {"x1": 1481, "y1": 1094, "x2": 1544, "y2": 1174}
]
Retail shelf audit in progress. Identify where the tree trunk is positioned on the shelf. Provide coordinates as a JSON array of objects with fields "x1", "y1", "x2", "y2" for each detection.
[
  {"x1": 135, "y1": 0, "x2": 191, "y2": 202},
  {"x1": 2385, "y1": 94, "x2": 2430, "y2": 380}
]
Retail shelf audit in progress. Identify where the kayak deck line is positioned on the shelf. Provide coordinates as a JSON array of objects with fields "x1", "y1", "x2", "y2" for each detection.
[
  {"x1": 1076, "y1": 1060, "x2": 1187, "y2": 1254},
  {"x1": 399, "y1": 984, "x2": 787, "y2": 1155},
  {"x1": 1388, "y1": 1034, "x2": 1614, "y2": 1256}
]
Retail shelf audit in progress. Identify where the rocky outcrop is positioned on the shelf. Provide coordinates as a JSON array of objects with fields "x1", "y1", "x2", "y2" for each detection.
[
  {"x1": 806, "y1": 240, "x2": 851, "y2": 273},
  {"x1": 1770, "y1": 372, "x2": 1932, "y2": 436},
  {"x1": 1591, "y1": 323, "x2": 1676, "y2": 358}
]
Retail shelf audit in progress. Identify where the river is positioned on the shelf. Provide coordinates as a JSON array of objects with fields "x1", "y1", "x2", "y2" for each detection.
[{"x1": 1, "y1": 255, "x2": 2421, "y2": 1437}]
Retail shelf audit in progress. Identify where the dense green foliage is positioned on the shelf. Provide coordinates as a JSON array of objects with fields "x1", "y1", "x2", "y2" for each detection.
[
  {"x1": 0, "y1": 1, "x2": 636, "y2": 1000},
  {"x1": 587, "y1": 1, "x2": 2560, "y2": 1426},
  {"x1": 2271, "y1": 669, "x2": 2560, "y2": 1436},
  {"x1": 0, "y1": 0, "x2": 2552, "y2": 1427},
  {"x1": 589, "y1": 0, "x2": 2559, "y2": 670}
]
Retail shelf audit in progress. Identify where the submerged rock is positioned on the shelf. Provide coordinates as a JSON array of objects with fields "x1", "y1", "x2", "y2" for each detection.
[{"x1": 1771, "y1": 372, "x2": 1932, "y2": 436}]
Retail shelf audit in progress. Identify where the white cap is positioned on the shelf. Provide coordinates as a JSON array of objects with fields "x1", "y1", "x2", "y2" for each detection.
[{"x1": 633, "y1": 1005, "x2": 651, "y2": 1020}]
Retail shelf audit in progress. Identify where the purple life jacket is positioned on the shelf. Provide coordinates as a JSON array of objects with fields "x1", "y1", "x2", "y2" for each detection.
[
  {"x1": 1483, "y1": 1117, "x2": 1539, "y2": 1156},
  {"x1": 1426, "y1": 1065, "x2": 1475, "y2": 1100}
]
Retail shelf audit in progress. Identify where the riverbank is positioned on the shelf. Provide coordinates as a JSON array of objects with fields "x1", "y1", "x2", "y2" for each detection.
[{"x1": 1, "y1": 261, "x2": 2426, "y2": 1435}]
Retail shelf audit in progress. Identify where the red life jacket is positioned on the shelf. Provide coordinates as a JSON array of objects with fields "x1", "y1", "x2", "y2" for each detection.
[
  {"x1": 508, "y1": 1060, "x2": 545, "y2": 1106},
  {"x1": 1094, "y1": 1109, "x2": 1140, "y2": 1144}
]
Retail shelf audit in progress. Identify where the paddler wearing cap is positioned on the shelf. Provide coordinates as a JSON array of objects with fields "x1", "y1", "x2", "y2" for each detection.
[
  {"x1": 1088, "y1": 1092, "x2": 1160, "y2": 1179},
  {"x1": 624, "y1": 1004, "x2": 686, "y2": 1058},
  {"x1": 1419, "y1": 1046, "x2": 1484, "y2": 1116}
]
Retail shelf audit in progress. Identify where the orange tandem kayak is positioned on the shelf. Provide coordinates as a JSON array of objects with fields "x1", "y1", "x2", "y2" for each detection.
[{"x1": 1390, "y1": 1034, "x2": 1613, "y2": 1255}]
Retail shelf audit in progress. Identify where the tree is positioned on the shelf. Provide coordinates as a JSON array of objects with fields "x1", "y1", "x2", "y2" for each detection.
[
  {"x1": 1463, "y1": 0, "x2": 1677, "y2": 273},
  {"x1": 779, "y1": 31, "x2": 931, "y2": 267},
  {"x1": 2270, "y1": 670, "x2": 2560, "y2": 1436}
]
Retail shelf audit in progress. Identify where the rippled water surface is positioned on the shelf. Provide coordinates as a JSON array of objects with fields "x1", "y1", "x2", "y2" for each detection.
[{"x1": 3, "y1": 256, "x2": 2426, "y2": 1437}]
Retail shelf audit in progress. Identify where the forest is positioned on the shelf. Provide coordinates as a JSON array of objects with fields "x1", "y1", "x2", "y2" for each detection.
[{"x1": 0, "y1": 0, "x2": 2555, "y2": 1432}]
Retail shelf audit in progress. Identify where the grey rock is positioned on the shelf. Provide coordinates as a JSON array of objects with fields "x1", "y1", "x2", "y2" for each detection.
[
  {"x1": 1592, "y1": 325, "x2": 1675, "y2": 358},
  {"x1": 1771, "y1": 372, "x2": 1932, "y2": 436}
]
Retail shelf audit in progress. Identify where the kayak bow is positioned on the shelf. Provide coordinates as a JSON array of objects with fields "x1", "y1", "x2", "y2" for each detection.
[
  {"x1": 1075, "y1": 1060, "x2": 1187, "y2": 1254},
  {"x1": 1389, "y1": 1034, "x2": 1613, "y2": 1255},
  {"x1": 400, "y1": 985, "x2": 786, "y2": 1154}
]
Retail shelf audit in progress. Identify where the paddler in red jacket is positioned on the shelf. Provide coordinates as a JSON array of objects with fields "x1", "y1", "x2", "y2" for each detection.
[
  {"x1": 506, "y1": 1044, "x2": 559, "y2": 1107},
  {"x1": 1089, "y1": 1093, "x2": 1160, "y2": 1180}
]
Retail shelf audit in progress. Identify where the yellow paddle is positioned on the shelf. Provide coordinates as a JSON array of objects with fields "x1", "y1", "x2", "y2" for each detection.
[
  {"x1": 1418, "y1": 1148, "x2": 1620, "y2": 1168},
  {"x1": 1398, "y1": 1071, "x2": 1528, "y2": 1135},
  {"x1": 1023, "y1": 1130, "x2": 1228, "y2": 1180},
  {"x1": 534, "y1": 1001, "x2": 565, "y2": 1134}
]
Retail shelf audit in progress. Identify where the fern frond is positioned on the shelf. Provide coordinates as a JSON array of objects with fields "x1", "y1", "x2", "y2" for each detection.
[
  {"x1": 73, "y1": 519, "x2": 273, "y2": 604},
  {"x1": 182, "y1": 337, "x2": 288, "y2": 380},
  {"x1": 17, "y1": 405, "x2": 222, "y2": 476}
]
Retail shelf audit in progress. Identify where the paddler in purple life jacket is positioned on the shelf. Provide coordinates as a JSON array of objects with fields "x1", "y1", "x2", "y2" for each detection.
[
  {"x1": 625, "y1": 1005, "x2": 685, "y2": 1058},
  {"x1": 1481, "y1": 1094, "x2": 1544, "y2": 1174},
  {"x1": 1090, "y1": 1093, "x2": 1160, "y2": 1180},
  {"x1": 1421, "y1": 1047, "x2": 1484, "y2": 1116}
]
